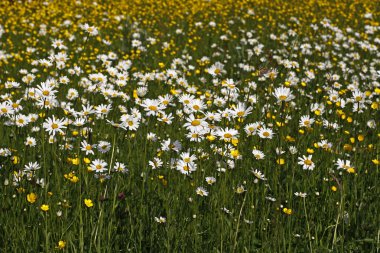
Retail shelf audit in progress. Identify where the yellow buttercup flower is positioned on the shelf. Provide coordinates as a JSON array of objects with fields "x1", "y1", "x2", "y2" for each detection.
[
  {"x1": 27, "y1": 193, "x2": 37, "y2": 204},
  {"x1": 84, "y1": 199, "x2": 94, "y2": 208},
  {"x1": 40, "y1": 204, "x2": 49, "y2": 212},
  {"x1": 57, "y1": 240, "x2": 66, "y2": 249}
]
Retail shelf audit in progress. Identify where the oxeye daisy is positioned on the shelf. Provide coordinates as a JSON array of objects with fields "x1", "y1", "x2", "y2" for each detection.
[
  {"x1": 113, "y1": 162, "x2": 128, "y2": 174},
  {"x1": 177, "y1": 160, "x2": 197, "y2": 175},
  {"x1": 120, "y1": 114, "x2": 140, "y2": 131},
  {"x1": 90, "y1": 159, "x2": 108, "y2": 173},
  {"x1": 149, "y1": 157, "x2": 163, "y2": 169},
  {"x1": 24, "y1": 162, "x2": 41, "y2": 171},
  {"x1": 0, "y1": 101, "x2": 14, "y2": 116},
  {"x1": 196, "y1": 187, "x2": 209, "y2": 196},
  {"x1": 43, "y1": 115, "x2": 67, "y2": 136},
  {"x1": 252, "y1": 149, "x2": 265, "y2": 160},
  {"x1": 142, "y1": 99, "x2": 165, "y2": 116},
  {"x1": 205, "y1": 177, "x2": 216, "y2": 185},
  {"x1": 216, "y1": 127, "x2": 239, "y2": 142},
  {"x1": 97, "y1": 141, "x2": 111, "y2": 153},
  {"x1": 335, "y1": 159, "x2": 354, "y2": 171},
  {"x1": 297, "y1": 155, "x2": 315, "y2": 170},
  {"x1": 299, "y1": 115, "x2": 314, "y2": 128},
  {"x1": 258, "y1": 127, "x2": 274, "y2": 139},
  {"x1": 81, "y1": 140, "x2": 95, "y2": 155},
  {"x1": 244, "y1": 122, "x2": 261, "y2": 136},
  {"x1": 273, "y1": 86, "x2": 294, "y2": 102},
  {"x1": 25, "y1": 136, "x2": 37, "y2": 147},
  {"x1": 251, "y1": 169, "x2": 266, "y2": 181},
  {"x1": 183, "y1": 114, "x2": 208, "y2": 132},
  {"x1": 232, "y1": 103, "x2": 252, "y2": 118}
]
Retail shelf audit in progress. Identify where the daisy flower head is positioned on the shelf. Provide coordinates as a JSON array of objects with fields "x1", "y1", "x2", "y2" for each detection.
[
  {"x1": 113, "y1": 162, "x2": 128, "y2": 174},
  {"x1": 299, "y1": 115, "x2": 315, "y2": 128},
  {"x1": 149, "y1": 157, "x2": 163, "y2": 169},
  {"x1": 258, "y1": 127, "x2": 274, "y2": 139},
  {"x1": 251, "y1": 169, "x2": 266, "y2": 181},
  {"x1": 244, "y1": 122, "x2": 261, "y2": 136},
  {"x1": 183, "y1": 114, "x2": 208, "y2": 132},
  {"x1": 97, "y1": 141, "x2": 111, "y2": 153},
  {"x1": 120, "y1": 114, "x2": 140, "y2": 131},
  {"x1": 205, "y1": 177, "x2": 216, "y2": 185},
  {"x1": 24, "y1": 161, "x2": 41, "y2": 171},
  {"x1": 142, "y1": 99, "x2": 165, "y2": 116},
  {"x1": 335, "y1": 159, "x2": 354, "y2": 171},
  {"x1": 232, "y1": 103, "x2": 252, "y2": 118},
  {"x1": 196, "y1": 187, "x2": 209, "y2": 197},
  {"x1": 273, "y1": 86, "x2": 294, "y2": 103},
  {"x1": 216, "y1": 127, "x2": 239, "y2": 142},
  {"x1": 43, "y1": 115, "x2": 67, "y2": 136},
  {"x1": 81, "y1": 23, "x2": 98, "y2": 36},
  {"x1": 297, "y1": 155, "x2": 315, "y2": 170},
  {"x1": 176, "y1": 160, "x2": 197, "y2": 175},
  {"x1": 252, "y1": 149, "x2": 265, "y2": 160},
  {"x1": 81, "y1": 140, "x2": 95, "y2": 155},
  {"x1": 25, "y1": 136, "x2": 37, "y2": 147},
  {"x1": 90, "y1": 159, "x2": 108, "y2": 173},
  {"x1": 207, "y1": 62, "x2": 224, "y2": 77}
]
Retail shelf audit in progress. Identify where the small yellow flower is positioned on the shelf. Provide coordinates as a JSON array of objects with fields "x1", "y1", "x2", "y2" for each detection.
[
  {"x1": 12, "y1": 156, "x2": 19, "y2": 164},
  {"x1": 27, "y1": 193, "x2": 37, "y2": 204},
  {"x1": 306, "y1": 148, "x2": 314, "y2": 154},
  {"x1": 331, "y1": 186, "x2": 337, "y2": 192},
  {"x1": 343, "y1": 144, "x2": 352, "y2": 152},
  {"x1": 357, "y1": 134, "x2": 364, "y2": 142},
  {"x1": 231, "y1": 138, "x2": 239, "y2": 146},
  {"x1": 70, "y1": 176, "x2": 79, "y2": 183},
  {"x1": 276, "y1": 158, "x2": 285, "y2": 165},
  {"x1": 71, "y1": 158, "x2": 80, "y2": 165},
  {"x1": 84, "y1": 199, "x2": 94, "y2": 208},
  {"x1": 57, "y1": 240, "x2": 66, "y2": 249},
  {"x1": 83, "y1": 157, "x2": 91, "y2": 164},
  {"x1": 40, "y1": 204, "x2": 49, "y2": 212},
  {"x1": 230, "y1": 149, "x2": 240, "y2": 158},
  {"x1": 283, "y1": 208, "x2": 292, "y2": 215},
  {"x1": 206, "y1": 135, "x2": 216, "y2": 141}
]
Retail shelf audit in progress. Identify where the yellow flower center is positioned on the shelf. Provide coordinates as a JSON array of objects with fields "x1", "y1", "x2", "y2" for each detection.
[
  {"x1": 148, "y1": 105, "x2": 158, "y2": 111},
  {"x1": 304, "y1": 159, "x2": 312, "y2": 166},
  {"x1": 191, "y1": 119, "x2": 201, "y2": 126},
  {"x1": 224, "y1": 133, "x2": 232, "y2": 138},
  {"x1": 52, "y1": 123, "x2": 59, "y2": 129},
  {"x1": 237, "y1": 111, "x2": 245, "y2": 117}
]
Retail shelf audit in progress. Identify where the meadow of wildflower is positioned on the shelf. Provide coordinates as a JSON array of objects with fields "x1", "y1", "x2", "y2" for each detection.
[{"x1": 0, "y1": 0, "x2": 379, "y2": 252}]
